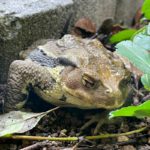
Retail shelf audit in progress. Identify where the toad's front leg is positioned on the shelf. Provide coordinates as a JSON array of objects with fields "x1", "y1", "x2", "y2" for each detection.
[
  {"x1": 79, "y1": 111, "x2": 109, "y2": 135},
  {"x1": 4, "y1": 60, "x2": 53, "y2": 112}
]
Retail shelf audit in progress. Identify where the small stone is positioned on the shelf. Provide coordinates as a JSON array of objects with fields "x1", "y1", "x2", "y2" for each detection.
[
  {"x1": 69, "y1": 129, "x2": 76, "y2": 136},
  {"x1": 51, "y1": 141, "x2": 58, "y2": 146},
  {"x1": 59, "y1": 129, "x2": 67, "y2": 137},
  {"x1": 120, "y1": 145, "x2": 136, "y2": 150},
  {"x1": 51, "y1": 133, "x2": 58, "y2": 137},
  {"x1": 117, "y1": 135, "x2": 129, "y2": 142}
]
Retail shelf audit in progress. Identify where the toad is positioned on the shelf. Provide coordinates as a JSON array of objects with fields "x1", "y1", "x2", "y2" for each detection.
[{"x1": 4, "y1": 34, "x2": 130, "y2": 112}]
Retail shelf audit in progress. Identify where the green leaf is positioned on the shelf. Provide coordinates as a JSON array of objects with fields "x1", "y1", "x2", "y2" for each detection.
[
  {"x1": 116, "y1": 24, "x2": 150, "y2": 74},
  {"x1": 141, "y1": 74, "x2": 150, "y2": 91},
  {"x1": 116, "y1": 41, "x2": 150, "y2": 74},
  {"x1": 110, "y1": 29, "x2": 137, "y2": 44},
  {"x1": 0, "y1": 107, "x2": 58, "y2": 137},
  {"x1": 146, "y1": 23, "x2": 150, "y2": 35},
  {"x1": 133, "y1": 33, "x2": 150, "y2": 50},
  {"x1": 143, "y1": 10, "x2": 150, "y2": 20},
  {"x1": 131, "y1": 26, "x2": 146, "y2": 40},
  {"x1": 131, "y1": 23, "x2": 150, "y2": 40},
  {"x1": 142, "y1": 0, "x2": 150, "y2": 19},
  {"x1": 109, "y1": 100, "x2": 150, "y2": 118}
]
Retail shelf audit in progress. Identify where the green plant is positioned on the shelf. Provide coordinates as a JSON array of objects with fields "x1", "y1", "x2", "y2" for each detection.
[
  {"x1": 109, "y1": 0, "x2": 150, "y2": 45},
  {"x1": 142, "y1": 0, "x2": 150, "y2": 19},
  {"x1": 109, "y1": 23, "x2": 150, "y2": 119},
  {"x1": 109, "y1": 29, "x2": 137, "y2": 44},
  {"x1": 110, "y1": 100, "x2": 150, "y2": 118}
]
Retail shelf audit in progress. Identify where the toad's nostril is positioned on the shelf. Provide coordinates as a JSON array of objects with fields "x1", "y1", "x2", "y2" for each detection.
[{"x1": 105, "y1": 89, "x2": 112, "y2": 94}]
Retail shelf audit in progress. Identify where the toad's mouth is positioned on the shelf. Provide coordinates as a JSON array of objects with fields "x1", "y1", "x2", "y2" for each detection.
[{"x1": 62, "y1": 85, "x2": 125, "y2": 109}]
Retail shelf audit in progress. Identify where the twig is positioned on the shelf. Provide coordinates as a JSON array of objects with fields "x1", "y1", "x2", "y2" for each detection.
[
  {"x1": 142, "y1": 93, "x2": 150, "y2": 101},
  {"x1": 72, "y1": 140, "x2": 83, "y2": 150},
  {"x1": 1, "y1": 126, "x2": 148, "y2": 141},
  {"x1": 132, "y1": 86, "x2": 144, "y2": 97},
  {"x1": 85, "y1": 126, "x2": 147, "y2": 140},
  {"x1": 20, "y1": 142, "x2": 46, "y2": 150},
  {"x1": 44, "y1": 106, "x2": 60, "y2": 114},
  {"x1": 6, "y1": 135, "x2": 78, "y2": 141}
]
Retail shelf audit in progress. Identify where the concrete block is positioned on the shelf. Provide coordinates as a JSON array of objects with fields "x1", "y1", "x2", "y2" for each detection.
[
  {"x1": 0, "y1": 0, "x2": 74, "y2": 83},
  {"x1": 115, "y1": 0, "x2": 144, "y2": 26},
  {"x1": 73, "y1": 0, "x2": 117, "y2": 28}
]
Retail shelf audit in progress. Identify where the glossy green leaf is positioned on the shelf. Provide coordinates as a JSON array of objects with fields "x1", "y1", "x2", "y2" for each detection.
[
  {"x1": 133, "y1": 34, "x2": 150, "y2": 50},
  {"x1": 146, "y1": 23, "x2": 150, "y2": 35},
  {"x1": 142, "y1": 0, "x2": 150, "y2": 12},
  {"x1": 116, "y1": 41, "x2": 150, "y2": 74},
  {"x1": 131, "y1": 26, "x2": 147, "y2": 39},
  {"x1": 132, "y1": 24, "x2": 150, "y2": 50},
  {"x1": 142, "y1": 0, "x2": 150, "y2": 19},
  {"x1": 110, "y1": 29, "x2": 137, "y2": 44},
  {"x1": 116, "y1": 24, "x2": 150, "y2": 74},
  {"x1": 109, "y1": 100, "x2": 150, "y2": 118},
  {"x1": 141, "y1": 74, "x2": 150, "y2": 91}
]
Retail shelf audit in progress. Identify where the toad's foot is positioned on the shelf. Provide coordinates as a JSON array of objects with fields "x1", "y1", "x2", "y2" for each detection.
[{"x1": 80, "y1": 111, "x2": 109, "y2": 135}]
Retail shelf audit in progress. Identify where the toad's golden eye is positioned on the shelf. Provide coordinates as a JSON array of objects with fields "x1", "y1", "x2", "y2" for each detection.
[{"x1": 82, "y1": 74, "x2": 98, "y2": 89}]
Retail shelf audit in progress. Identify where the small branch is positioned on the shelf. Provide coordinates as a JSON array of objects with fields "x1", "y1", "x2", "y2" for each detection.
[
  {"x1": 42, "y1": 106, "x2": 60, "y2": 115},
  {"x1": 20, "y1": 142, "x2": 46, "y2": 150},
  {"x1": 1, "y1": 126, "x2": 148, "y2": 141},
  {"x1": 9, "y1": 135, "x2": 78, "y2": 141},
  {"x1": 142, "y1": 93, "x2": 150, "y2": 101},
  {"x1": 85, "y1": 126, "x2": 147, "y2": 140}
]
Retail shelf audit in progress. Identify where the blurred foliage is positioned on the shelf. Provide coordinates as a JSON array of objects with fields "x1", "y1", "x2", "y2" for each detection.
[
  {"x1": 109, "y1": 29, "x2": 137, "y2": 44},
  {"x1": 142, "y1": 0, "x2": 150, "y2": 19},
  {"x1": 110, "y1": 23, "x2": 150, "y2": 119}
]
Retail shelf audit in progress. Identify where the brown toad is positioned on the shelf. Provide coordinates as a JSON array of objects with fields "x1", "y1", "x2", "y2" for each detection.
[{"x1": 4, "y1": 34, "x2": 130, "y2": 112}]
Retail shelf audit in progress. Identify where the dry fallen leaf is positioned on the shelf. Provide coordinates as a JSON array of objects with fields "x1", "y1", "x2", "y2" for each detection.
[
  {"x1": 72, "y1": 17, "x2": 96, "y2": 38},
  {"x1": 0, "y1": 107, "x2": 59, "y2": 137},
  {"x1": 111, "y1": 24, "x2": 126, "y2": 35},
  {"x1": 133, "y1": 7, "x2": 142, "y2": 28}
]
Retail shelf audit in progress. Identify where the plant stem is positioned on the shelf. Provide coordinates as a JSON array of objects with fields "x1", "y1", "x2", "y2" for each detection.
[
  {"x1": 10, "y1": 135, "x2": 78, "y2": 141},
  {"x1": 85, "y1": 126, "x2": 147, "y2": 140},
  {"x1": 1, "y1": 126, "x2": 147, "y2": 141}
]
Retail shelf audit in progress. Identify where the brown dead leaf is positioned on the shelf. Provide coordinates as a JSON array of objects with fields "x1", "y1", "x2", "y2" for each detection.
[
  {"x1": 133, "y1": 7, "x2": 142, "y2": 28},
  {"x1": 111, "y1": 24, "x2": 126, "y2": 34},
  {"x1": 72, "y1": 17, "x2": 96, "y2": 38}
]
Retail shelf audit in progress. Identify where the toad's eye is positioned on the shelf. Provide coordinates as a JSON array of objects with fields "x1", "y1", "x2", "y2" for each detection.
[{"x1": 82, "y1": 74, "x2": 98, "y2": 89}]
